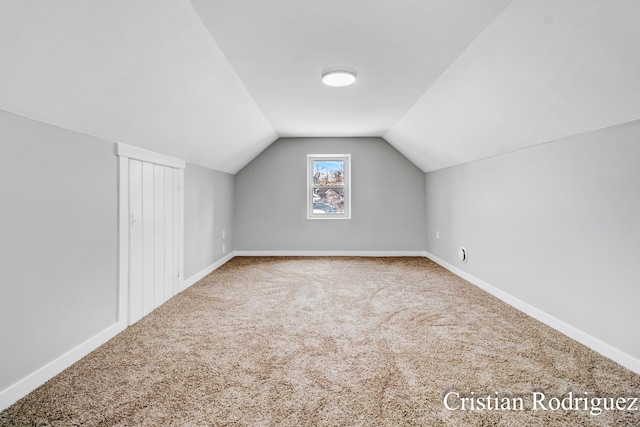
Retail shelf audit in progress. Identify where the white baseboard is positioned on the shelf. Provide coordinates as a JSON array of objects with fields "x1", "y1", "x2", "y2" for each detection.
[
  {"x1": 0, "y1": 322, "x2": 124, "y2": 412},
  {"x1": 6, "y1": 251, "x2": 635, "y2": 414},
  {"x1": 424, "y1": 251, "x2": 640, "y2": 376},
  {"x1": 0, "y1": 253, "x2": 237, "y2": 413},
  {"x1": 181, "y1": 252, "x2": 236, "y2": 292},
  {"x1": 234, "y1": 250, "x2": 428, "y2": 257}
]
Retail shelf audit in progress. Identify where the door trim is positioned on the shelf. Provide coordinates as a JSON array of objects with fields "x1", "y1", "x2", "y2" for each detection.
[{"x1": 115, "y1": 143, "x2": 185, "y2": 169}]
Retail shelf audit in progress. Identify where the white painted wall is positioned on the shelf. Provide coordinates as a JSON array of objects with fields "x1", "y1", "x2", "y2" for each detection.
[
  {"x1": 425, "y1": 120, "x2": 640, "y2": 363},
  {"x1": 0, "y1": 111, "x2": 117, "y2": 393},
  {"x1": 234, "y1": 137, "x2": 426, "y2": 252}
]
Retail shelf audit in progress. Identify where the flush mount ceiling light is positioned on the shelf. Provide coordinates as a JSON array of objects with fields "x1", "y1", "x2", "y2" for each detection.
[{"x1": 322, "y1": 69, "x2": 357, "y2": 87}]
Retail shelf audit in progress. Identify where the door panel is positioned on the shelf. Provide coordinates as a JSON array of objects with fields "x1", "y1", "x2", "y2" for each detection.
[
  {"x1": 153, "y1": 165, "x2": 166, "y2": 307},
  {"x1": 141, "y1": 162, "x2": 155, "y2": 316},
  {"x1": 172, "y1": 167, "x2": 181, "y2": 295},
  {"x1": 164, "y1": 167, "x2": 175, "y2": 302},
  {"x1": 128, "y1": 160, "x2": 181, "y2": 325}
]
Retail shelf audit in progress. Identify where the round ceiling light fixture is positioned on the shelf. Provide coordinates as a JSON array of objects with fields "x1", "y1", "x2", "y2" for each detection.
[{"x1": 322, "y1": 69, "x2": 357, "y2": 87}]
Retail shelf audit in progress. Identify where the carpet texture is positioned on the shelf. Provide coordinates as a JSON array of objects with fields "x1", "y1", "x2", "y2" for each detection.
[{"x1": 1, "y1": 257, "x2": 639, "y2": 426}]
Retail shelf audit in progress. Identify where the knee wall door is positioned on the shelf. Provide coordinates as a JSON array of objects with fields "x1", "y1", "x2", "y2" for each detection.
[
  {"x1": 116, "y1": 143, "x2": 185, "y2": 327},
  {"x1": 128, "y1": 160, "x2": 181, "y2": 324}
]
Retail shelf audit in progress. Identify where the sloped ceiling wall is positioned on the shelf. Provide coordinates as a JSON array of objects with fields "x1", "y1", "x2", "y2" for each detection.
[
  {"x1": 0, "y1": 0, "x2": 277, "y2": 174},
  {"x1": 385, "y1": 0, "x2": 640, "y2": 171},
  {"x1": 0, "y1": 0, "x2": 639, "y2": 173}
]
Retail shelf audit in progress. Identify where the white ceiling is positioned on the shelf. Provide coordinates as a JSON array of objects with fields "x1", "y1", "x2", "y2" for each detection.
[
  {"x1": 1, "y1": 0, "x2": 639, "y2": 173},
  {"x1": 190, "y1": 0, "x2": 511, "y2": 138}
]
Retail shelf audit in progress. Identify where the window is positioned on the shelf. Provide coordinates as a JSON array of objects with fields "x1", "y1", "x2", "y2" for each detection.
[{"x1": 307, "y1": 154, "x2": 351, "y2": 219}]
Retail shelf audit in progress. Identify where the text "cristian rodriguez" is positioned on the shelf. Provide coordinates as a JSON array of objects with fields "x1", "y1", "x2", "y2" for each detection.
[{"x1": 443, "y1": 391, "x2": 639, "y2": 415}]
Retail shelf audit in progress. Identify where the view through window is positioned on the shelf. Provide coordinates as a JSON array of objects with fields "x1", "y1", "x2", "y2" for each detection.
[{"x1": 307, "y1": 154, "x2": 351, "y2": 219}]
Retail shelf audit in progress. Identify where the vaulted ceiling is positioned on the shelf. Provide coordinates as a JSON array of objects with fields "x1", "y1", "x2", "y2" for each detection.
[{"x1": 1, "y1": 0, "x2": 639, "y2": 174}]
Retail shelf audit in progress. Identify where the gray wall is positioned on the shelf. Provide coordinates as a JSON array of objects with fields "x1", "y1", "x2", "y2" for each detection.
[
  {"x1": 184, "y1": 163, "x2": 235, "y2": 278},
  {"x1": 235, "y1": 137, "x2": 426, "y2": 252},
  {"x1": 0, "y1": 111, "x2": 117, "y2": 391},
  {"x1": 425, "y1": 120, "x2": 640, "y2": 360}
]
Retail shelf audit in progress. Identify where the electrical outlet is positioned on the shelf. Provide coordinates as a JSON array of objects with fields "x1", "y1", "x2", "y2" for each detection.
[
  {"x1": 436, "y1": 231, "x2": 440, "y2": 240},
  {"x1": 222, "y1": 229, "x2": 226, "y2": 239},
  {"x1": 222, "y1": 244, "x2": 226, "y2": 254}
]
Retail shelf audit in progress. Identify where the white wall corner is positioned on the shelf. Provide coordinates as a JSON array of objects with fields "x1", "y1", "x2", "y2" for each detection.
[{"x1": 423, "y1": 252, "x2": 640, "y2": 376}]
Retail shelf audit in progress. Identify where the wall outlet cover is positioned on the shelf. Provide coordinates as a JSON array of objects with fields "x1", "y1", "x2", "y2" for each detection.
[{"x1": 458, "y1": 247, "x2": 468, "y2": 263}]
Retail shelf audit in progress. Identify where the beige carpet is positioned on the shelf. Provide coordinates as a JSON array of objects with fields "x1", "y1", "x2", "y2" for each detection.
[{"x1": 1, "y1": 257, "x2": 639, "y2": 426}]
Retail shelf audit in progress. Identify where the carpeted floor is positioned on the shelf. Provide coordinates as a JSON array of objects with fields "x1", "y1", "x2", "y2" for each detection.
[{"x1": 1, "y1": 257, "x2": 639, "y2": 426}]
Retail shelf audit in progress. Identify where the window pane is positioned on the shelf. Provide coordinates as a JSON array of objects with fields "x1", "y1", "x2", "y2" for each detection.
[
  {"x1": 312, "y1": 187, "x2": 345, "y2": 214},
  {"x1": 313, "y1": 160, "x2": 344, "y2": 186}
]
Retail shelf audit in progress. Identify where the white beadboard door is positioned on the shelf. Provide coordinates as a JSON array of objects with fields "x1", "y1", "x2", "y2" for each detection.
[
  {"x1": 116, "y1": 143, "x2": 185, "y2": 327},
  {"x1": 128, "y1": 160, "x2": 182, "y2": 324}
]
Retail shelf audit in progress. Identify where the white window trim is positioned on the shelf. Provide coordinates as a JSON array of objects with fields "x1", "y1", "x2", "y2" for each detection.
[{"x1": 307, "y1": 154, "x2": 351, "y2": 220}]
